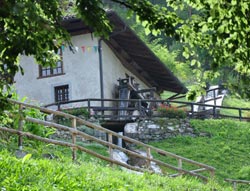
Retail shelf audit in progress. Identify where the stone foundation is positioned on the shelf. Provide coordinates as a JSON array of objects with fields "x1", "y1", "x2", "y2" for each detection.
[{"x1": 124, "y1": 118, "x2": 195, "y2": 143}]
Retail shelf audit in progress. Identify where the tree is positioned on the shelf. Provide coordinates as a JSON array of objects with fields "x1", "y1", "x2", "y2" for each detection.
[{"x1": 0, "y1": 0, "x2": 250, "y2": 108}]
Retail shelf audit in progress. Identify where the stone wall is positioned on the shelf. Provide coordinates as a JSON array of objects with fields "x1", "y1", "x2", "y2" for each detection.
[{"x1": 124, "y1": 118, "x2": 195, "y2": 143}]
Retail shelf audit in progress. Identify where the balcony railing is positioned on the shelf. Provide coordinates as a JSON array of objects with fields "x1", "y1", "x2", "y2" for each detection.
[{"x1": 44, "y1": 98, "x2": 250, "y2": 121}]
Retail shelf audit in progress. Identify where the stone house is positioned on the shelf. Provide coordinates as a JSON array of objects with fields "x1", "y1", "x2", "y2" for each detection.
[{"x1": 14, "y1": 11, "x2": 187, "y2": 108}]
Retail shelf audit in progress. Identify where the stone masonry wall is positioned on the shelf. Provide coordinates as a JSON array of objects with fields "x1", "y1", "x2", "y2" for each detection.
[{"x1": 124, "y1": 118, "x2": 195, "y2": 143}]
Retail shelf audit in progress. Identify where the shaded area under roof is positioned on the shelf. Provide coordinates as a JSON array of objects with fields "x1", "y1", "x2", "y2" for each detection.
[{"x1": 62, "y1": 11, "x2": 188, "y2": 94}]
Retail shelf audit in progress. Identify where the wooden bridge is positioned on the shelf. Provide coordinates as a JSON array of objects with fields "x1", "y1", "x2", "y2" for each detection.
[{"x1": 0, "y1": 99, "x2": 216, "y2": 182}]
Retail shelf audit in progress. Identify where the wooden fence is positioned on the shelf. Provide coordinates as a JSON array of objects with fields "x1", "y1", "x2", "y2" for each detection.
[
  {"x1": 0, "y1": 99, "x2": 216, "y2": 181},
  {"x1": 44, "y1": 98, "x2": 250, "y2": 121},
  {"x1": 225, "y1": 179, "x2": 250, "y2": 191}
]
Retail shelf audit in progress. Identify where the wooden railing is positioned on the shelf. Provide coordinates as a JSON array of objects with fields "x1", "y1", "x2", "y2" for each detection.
[
  {"x1": 0, "y1": 99, "x2": 216, "y2": 181},
  {"x1": 225, "y1": 179, "x2": 250, "y2": 191},
  {"x1": 44, "y1": 98, "x2": 250, "y2": 121}
]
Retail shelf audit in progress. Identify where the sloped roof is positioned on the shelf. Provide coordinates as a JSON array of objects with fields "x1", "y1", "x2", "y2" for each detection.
[{"x1": 62, "y1": 11, "x2": 187, "y2": 94}]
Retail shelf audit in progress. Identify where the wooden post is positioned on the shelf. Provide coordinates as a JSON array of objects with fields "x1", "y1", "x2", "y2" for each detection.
[
  {"x1": 191, "y1": 104, "x2": 194, "y2": 118},
  {"x1": 18, "y1": 104, "x2": 24, "y2": 150},
  {"x1": 108, "y1": 133, "x2": 113, "y2": 165},
  {"x1": 72, "y1": 118, "x2": 77, "y2": 161},
  {"x1": 146, "y1": 147, "x2": 151, "y2": 168},
  {"x1": 178, "y1": 158, "x2": 183, "y2": 175},
  {"x1": 210, "y1": 169, "x2": 215, "y2": 179},
  {"x1": 213, "y1": 89, "x2": 216, "y2": 106},
  {"x1": 213, "y1": 106, "x2": 216, "y2": 118},
  {"x1": 233, "y1": 181, "x2": 237, "y2": 191},
  {"x1": 239, "y1": 109, "x2": 242, "y2": 121},
  {"x1": 87, "y1": 99, "x2": 91, "y2": 118}
]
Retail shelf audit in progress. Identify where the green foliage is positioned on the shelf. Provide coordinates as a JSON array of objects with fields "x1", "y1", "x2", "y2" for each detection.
[
  {"x1": 55, "y1": 107, "x2": 89, "y2": 126},
  {"x1": 0, "y1": 93, "x2": 55, "y2": 139},
  {"x1": 0, "y1": 0, "x2": 70, "y2": 111},
  {"x1": 23, "y1": 107, "x2": 55, "y2": 138},
  {"x1": 150, "y1": 119, "x2": 250, "y2": 189},
  {"x1": 63, "y1": 107, "x2": 89, "y2": 118},
  {"x1": 157, "y1": 104, "x2": 187, "y2": 119},
  {"x1": 0, "y1": 149, "x2": 230, "y2": 190}
]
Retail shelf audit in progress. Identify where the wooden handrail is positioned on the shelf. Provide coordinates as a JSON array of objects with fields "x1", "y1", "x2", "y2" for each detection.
[
  {"x1": 5, "y1": 99, "x2": 216, "y2": 181},
  {"x1": 42, "y1": 98, "x2": 250, "y2": 121},
  {"x1": 0, "y1": 127, "x2": 147, "y2": 173},
  {"x1": 225, "y1": 178, "x2": 250, "y2": 191}
]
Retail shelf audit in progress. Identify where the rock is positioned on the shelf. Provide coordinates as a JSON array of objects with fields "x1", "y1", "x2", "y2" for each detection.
[
  {"x1": 147, "y1": 124, "x2": 160, "y2": 129},
  {"x1": 132, "y1": 110, "x2": 140, "y2": 121},
  {"x1": 124, "y1": 123, "x2": 138, "y2": 134},
  {"x1": 15, "y1": 150, "x2": 28, "y2": 158},
  {"x1": 127, "y1": 150, "x2": 162, "y2": 174},
  {"x1": 167, "y1": 126, "x2": 175, "y2": 132},
  {"x1": 186, "y1": 128, "x2": 194, "y2": 133},
  {"x1": 150, "y1": 161, "x2": 162, "y2": 174},
  {"x1": 42, "y1": 153, "x2": 58, "y2": 159},
  {"x1": 112, "y1": 149, "x2": 129, "y2": 164}
]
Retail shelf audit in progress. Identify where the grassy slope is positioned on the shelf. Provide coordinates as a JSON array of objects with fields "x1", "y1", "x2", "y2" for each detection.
[
  {"x1": 1, "y1": 119, "x2": 249, "y2": 190},
  {"x1": 221, "y1": 96, "x2": 250, "y2": 117},
  {"x1": 150, "y1": 119, "x2": 250, "y2": 189},
  {"x1": 0, "y1": 149, "x2": 228, "y2": 191}
]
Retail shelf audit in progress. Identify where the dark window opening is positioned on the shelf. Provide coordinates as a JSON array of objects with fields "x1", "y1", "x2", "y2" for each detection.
[{"x1": 54, "y1": 85, "x2": 69, "y2": 102}]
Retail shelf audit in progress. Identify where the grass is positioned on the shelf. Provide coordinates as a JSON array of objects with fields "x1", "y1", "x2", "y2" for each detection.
[
  {"x1": 0, "y1": 149, "x2": 230, "y2": 191},
  {"x1": 149, "y1": 119, "x2": 250, "y2": 190},
  {"x1": 220, "y1": 96, "x2": 250, "y2": 118}
]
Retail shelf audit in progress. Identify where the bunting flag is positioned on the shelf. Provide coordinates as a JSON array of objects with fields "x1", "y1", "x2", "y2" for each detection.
[
  {"x1": 75, "y1": 46, "x2": 79, "y2": 52},
  {"x1": 81, "y1": 46, "x2": 85, "y2": 53},
  {"x1": 61, "y1": 45, "x2": 65, "y2": 51},
  {"x1": 80, "y1": 45, "x2": 99, "y2": 54}
]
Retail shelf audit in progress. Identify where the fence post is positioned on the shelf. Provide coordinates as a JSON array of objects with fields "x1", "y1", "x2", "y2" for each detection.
[
  {"x1": 213, "y1": 106, "x2": 216, "y2": 118},
  {"x1": 72, "y1": 118, "x2": 77, "y2": 161},
  {"x1": 239, "y1": 109, "x2": 242, "y2": 121},
  {"x1": 18, "y1": 104, "x2": 24, "y2": 150},
  {"x1": 213, "y1": 89, "x2": 216, "y2": 106},
  {"x1": 178, "y1": 158, "x2": 183, "y2": 175},
  {"x1": 191, "y1": 103, "x2": 194, "y2": 118},
  {"x1": 57, "y1": 103, "x2": 61, "y2": 111},
  {"x1": 233, "y1": 181, "x2": 237, "y2": 191},
  {"x1": 87, "y1": 99, "x2": 91, "y2": 118},
  {"x1": 108, "y1": 133, "x2": 113, "y2": 165},
  {"x1": 146, "y1": 147, "x2": 151, "y2": 168},
  {"x1": 210, "y1": 169, "x2": 215, "y2": 179}
]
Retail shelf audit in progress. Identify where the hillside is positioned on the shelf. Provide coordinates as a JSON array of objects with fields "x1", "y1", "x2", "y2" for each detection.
[
  {"x1": 1, "y1": 119, "x2": 249, "y2": 190},
  {"x1": 0, "y1": 149, "x2": 228, "y2": 191},
  {"x1": 150, "y1": 119, "x2": 250, "y2": 190}
]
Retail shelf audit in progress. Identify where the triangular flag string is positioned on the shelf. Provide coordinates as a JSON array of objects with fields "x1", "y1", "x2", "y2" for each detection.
[
  {"x1": 80, "y1": 45, "x2": 99, "y2": 54},
  {"x1": 93, "y1": 46, "x2": 98, "y2": 53},
  {"x1": 81, "y1": 46, "x2": 85, "y2": 53}
]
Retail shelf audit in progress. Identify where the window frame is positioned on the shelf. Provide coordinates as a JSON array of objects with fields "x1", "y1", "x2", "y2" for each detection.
[
  {"x1": 54, "y1": 84, "x2": 69, "y2": 103},
  {"x1": 38, "y1": 48, "x2": 64, "y2": 78}
]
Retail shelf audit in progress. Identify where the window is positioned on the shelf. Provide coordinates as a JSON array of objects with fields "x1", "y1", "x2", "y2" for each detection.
[
  {"x1": 39, "y1": 48, "x2": 63, "y2": 77},
  {"x1": 54, "y1": 85, "x2": 69, "y2": 102}
]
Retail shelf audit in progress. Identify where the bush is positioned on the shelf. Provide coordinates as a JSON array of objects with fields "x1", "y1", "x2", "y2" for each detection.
[{"x1": 157, "y1": 104, "x2": 187, "y2": 119}]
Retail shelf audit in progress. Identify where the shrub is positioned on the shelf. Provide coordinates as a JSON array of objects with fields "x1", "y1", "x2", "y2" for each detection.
[
  {"x1": 157, "y1": 104, "x2": 187, "y2": 119},
  {"x1": 63, "y1": 107, "x2": 89, "y2": 118}
]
